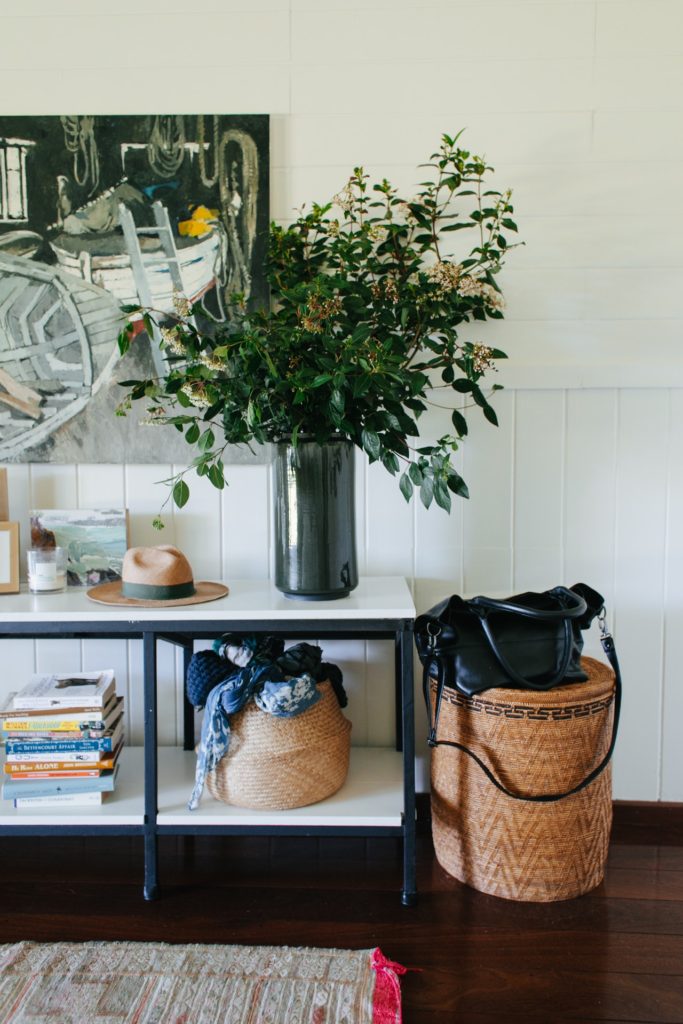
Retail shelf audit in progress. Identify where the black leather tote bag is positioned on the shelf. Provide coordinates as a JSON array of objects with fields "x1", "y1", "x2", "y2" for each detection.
[{"x1": 414, "y1": 583, "x2": 622, "y2": 802}]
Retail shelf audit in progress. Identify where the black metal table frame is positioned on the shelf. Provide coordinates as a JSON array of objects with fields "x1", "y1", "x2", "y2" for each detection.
[{"x1": 0, "y1": 615, "x2": 417, "y2": 906}]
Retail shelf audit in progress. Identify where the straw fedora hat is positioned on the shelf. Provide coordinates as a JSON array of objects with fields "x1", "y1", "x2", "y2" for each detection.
[{"x1": 86, "y1": 545, "x2": 229, "y2": 607}]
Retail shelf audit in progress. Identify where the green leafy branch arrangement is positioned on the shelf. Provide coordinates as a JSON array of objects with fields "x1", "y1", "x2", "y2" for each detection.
[{"x1": 117, "y1": 131, "x2": 520, "y2": 521}]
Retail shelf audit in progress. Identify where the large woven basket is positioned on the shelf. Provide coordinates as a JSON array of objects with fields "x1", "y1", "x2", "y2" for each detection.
[
  {"x1": 205, "y1": 681, "x2": 352, "y2": 810},
  {"x1": 430, "y1": 655, "x2": 616, "y2": 902}
]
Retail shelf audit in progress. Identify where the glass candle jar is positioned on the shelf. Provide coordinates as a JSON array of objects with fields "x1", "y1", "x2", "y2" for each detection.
[{"x1": 27, "y1": 547, "x2": 67, "y2": 593}]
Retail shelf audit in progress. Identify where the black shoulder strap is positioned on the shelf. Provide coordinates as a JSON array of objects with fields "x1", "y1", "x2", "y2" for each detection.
[{"x1": 424, "y1": 623, "x2": 622, "y2": 804}]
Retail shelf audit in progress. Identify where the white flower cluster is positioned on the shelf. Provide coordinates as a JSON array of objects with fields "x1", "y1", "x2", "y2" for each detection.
[
  {"x1": 367, "y1": 223, "x2": 389, "y2": 243},
  {"x1": 332, "y1": 181, "x2": 355, "y2": 213},
  {"x1": 180, "y1": 382, "x2": 213, "y2": 408},
  {"x1": 471, "y1": 344, "x2": 497, "y2": 375},
  {"x1": 425, "y1": 260, "x2": 463, "y2": 295},
  {"x1": 199, "y1": 352, "x2": 225, "y2": 372},
  {"x1": 161, "y1": 326, "x2": 186, "y2": 356},
  {"x1": 458, "y1": 276, "x2": 505, "y2": 311}
]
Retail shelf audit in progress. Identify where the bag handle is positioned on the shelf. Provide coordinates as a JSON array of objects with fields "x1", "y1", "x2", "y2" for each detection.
[
  {"x1": 469, "y1": 587, "x2": 587, "y2": 690},
  {"x1": 470, "y1": 586, "x2": 587, "y2": 621},
  {"x1": 424, "y1": 614, "x2": 622, "y2": 804},
  {"x1": 478, "y1": 616, "x2": 574, "y2": 690}
]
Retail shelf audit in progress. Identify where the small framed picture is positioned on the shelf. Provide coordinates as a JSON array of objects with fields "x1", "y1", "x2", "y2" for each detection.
[
  {"x1": 0, "y1": 522, "x2": 20, "y2": 594},
  {"x1": 29, "y1": 508, "x2": 128, "y2": 587}
]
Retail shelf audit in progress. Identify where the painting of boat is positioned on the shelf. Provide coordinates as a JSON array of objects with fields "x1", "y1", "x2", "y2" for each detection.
[
  {"x1": 0, "y1": 114, "x2": 269, "y2": 462},
  {"x1": 0, "y1": 251, "x2": 122, "y2": 460},
  {"x1": 49, "y1": 214, "x2": 225, "y2": 317}
]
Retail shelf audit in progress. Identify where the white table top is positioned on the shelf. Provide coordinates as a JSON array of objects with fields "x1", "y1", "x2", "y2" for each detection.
[{"x1": 0, "y1": 577, "x2": 415, "y2": 624}]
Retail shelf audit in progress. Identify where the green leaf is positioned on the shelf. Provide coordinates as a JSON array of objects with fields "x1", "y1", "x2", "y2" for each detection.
[
  {"x1": 434, "y1": 479, "x2": 452, "y2": 513},
  {"x1": 142, "y1": 312, "x2": 156, "y2": 340},
  {"x1": 451, "y1": 409, "x2": 468, "y2": 436},
  {"x1": 311, "y1": 373, "x2": 333, "y2": 388},
  {"x1": 447, "y1": 471, "x2": 470, "y2": 499},
  {"x1": 399, "y1": 472, "x2": 413, "y2": 502},
  {"x1": 420, "y1": 476, "x2": 434, "y2": 509},
  {"x1": 208, "y1": 464, "x2": 225, "y2": 490},
  {"x1": 172, "y1": 479, "x2": 190, "y2": 509},
  {"x1": 408, "y1": 462, "x2": 424, "y2": 486},
  {"x1": 483, "y1": 404, "x2": 499, "y2": 426},
  {"x1": 198, "y1": 428, "x2": 215, "y2": 451},
  {"x1": 185, "y1": 422, "x2": 200, "y2": 445},
  {"x1": 361, "y1": 429, "x2": 381, "y2": 460},
  {"x1": 330, "y1": 389, "x2": 345, "y2": 415}
]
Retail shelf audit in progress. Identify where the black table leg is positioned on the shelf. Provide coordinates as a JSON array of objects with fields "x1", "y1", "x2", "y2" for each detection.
[
  {"x1": 182, "y1": 640, "x2": 195, "y2": 751},
  {"x1": 398, "y1": 621, "x2": 417, "y2": 906},
  {"x1": 143, "y1": 631, "x2": 159, "y2": 901}
]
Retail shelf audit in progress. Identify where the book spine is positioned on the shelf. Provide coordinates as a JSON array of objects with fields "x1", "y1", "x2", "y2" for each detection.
[
  {"x1": 3, "y1": 766, "x2": 105, "y2": 779},
  {"x1": 2, "y1": 769, "x2": 118, "y2": 797},
  {"x1": 1, "y1": 717, "x2": 109, "y2": 731},
  {"x1": 5, "y1": 737, "x2": 116, "y2": 754},
  {"x1": 13, "y1": 791, "x2": 107, "y2": 807},
  {"x1": 5, "y1": 756, "x2": 116, "y2": 772},
  {"x1": 4, "y1": 731, "x2": 95, "y2": 742},
  {"x1": 11, "y1": 695, "x2": 111, "y2": 710}
]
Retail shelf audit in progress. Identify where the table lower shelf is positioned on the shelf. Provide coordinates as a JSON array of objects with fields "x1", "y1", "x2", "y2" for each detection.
[{"x1": 0, "y1": 746, "x2": 405, "y2": 830}]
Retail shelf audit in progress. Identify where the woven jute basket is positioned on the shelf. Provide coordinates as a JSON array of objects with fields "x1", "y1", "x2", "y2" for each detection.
[
  {"x1": 430, "y1": 655, "x2": 616, "y2": 902},
  {"x1": 205, "y1": 681, "x2": 352, "y2": 810}
]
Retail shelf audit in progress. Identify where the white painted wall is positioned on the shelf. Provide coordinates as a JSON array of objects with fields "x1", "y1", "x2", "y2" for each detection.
[{"x1": 1, "y1": 0, "x2": 682, "y2": 800}]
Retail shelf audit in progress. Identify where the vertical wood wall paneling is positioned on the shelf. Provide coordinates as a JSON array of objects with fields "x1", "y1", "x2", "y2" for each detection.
[
  {"x1": 612, "y1": 391, "x2": 669, "y2": 800},
  {"x1": 662, "y1": 390, "x2": 683, "y2": 799},
  {"x1": 221, "y1": 465, "x2": 271, "y2": 582},
  {"x1": 462, "y1": 391, "x2": 515, "y2": 595},
  {"x1": 513, "y1": 391, "x2": 565, "y2": 591}
]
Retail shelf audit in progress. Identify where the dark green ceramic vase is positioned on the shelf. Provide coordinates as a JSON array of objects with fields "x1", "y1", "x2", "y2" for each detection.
[{"x1": 273, "y1": 437, "x2": 358, "y2": 600}]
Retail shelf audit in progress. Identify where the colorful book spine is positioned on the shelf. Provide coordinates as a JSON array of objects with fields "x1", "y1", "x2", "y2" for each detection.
[
  {"x1": 2, "y1": 717, "x2": 110, "y2": 732},
  {"x1": 5, "y1": 723, "x2": 124, "y2": 755},
  {"x1": 6, "y1": 748, "x2": 119, "y2": 765},
  {"x1": 1, "y1": 697, "x2": 123, "y2": 733},
  {"x1": 5, "y1": 754, "x2": 117, "y2": 773},
  {"x1": 3, "y1": 766, "x2": 105, "y2": 779},
  {"x1": 2, "y1": 766, "x2": 119, "y2": 798}
]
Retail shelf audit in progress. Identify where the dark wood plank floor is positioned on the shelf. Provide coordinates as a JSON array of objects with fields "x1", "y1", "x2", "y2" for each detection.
[{"x1": 1, "y1": 802, "x2": 682, "y2": 1023}]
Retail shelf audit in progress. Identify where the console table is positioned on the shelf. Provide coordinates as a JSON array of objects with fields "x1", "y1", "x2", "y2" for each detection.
[{"x1": 0, "y1": 577, "x2": 417, "y2": 905}]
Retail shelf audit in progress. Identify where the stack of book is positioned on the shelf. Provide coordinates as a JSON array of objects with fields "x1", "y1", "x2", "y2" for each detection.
[{"x1": 1, "y1": 670, "x2": 124, "y2": 808}]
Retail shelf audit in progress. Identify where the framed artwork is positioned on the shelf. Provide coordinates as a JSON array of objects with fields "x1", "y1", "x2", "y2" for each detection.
[
  {"x1": 29, "y1": 508, "x2": 129, "y2": 587},
  {"x1": 0, "y1": 114, "x2": 269, "y2": 464},
  {"x1": 0, "y1": 467, "x2": 8, "y2": 520},
  {"x1": 0, "y1": 521, "x2": 20, "y2": 594}
]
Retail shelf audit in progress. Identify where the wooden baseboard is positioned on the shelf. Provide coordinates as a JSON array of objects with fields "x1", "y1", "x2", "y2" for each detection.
[
  {"x1": 417, "y1": 793, "x2": 683, "y2": 843},
  {"x1": 612, "y1": 799, "x2": 683, "y2": 843}
]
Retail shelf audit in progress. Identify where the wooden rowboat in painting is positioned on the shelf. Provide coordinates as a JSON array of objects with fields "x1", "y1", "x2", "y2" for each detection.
[
  {"x1": 49, "y1": 221, "x2": 225, "y2": 316},
  {"x1": 0, "y1": 252, "x2": 121, "y2": 460}
]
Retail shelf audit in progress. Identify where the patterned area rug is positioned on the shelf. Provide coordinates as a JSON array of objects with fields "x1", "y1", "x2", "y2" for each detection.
[{"x1": 0, "y1": 941, "x2": 405, "y2": 1023}]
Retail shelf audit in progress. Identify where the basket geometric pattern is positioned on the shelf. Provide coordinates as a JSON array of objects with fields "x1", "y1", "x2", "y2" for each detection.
[
  {"x1": 430, "y1": 656, "x2": 616, "y2": 902},
  {"x1": 205, "y1": 681, "x2": 352, "y2": 810}
]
